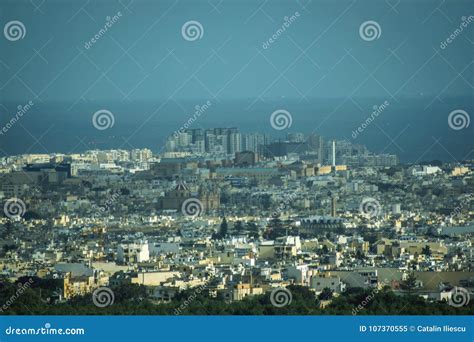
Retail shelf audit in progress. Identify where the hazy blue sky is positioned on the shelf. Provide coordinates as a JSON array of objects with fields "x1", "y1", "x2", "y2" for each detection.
[{"x1": 1, "y1": 0, "x2": 472, "y2": 101}]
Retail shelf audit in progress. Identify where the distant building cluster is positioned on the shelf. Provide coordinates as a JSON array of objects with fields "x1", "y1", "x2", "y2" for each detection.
[{"x1": 164, "y1": 128, "x2": 398, "y2": 167}]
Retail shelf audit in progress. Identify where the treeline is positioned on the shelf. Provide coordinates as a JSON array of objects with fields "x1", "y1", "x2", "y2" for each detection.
[{"x1": 0, "y1": 278, "x2": 472, "y2": 315}]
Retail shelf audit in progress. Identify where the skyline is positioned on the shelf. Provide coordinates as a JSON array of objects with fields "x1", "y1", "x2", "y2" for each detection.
[
  {"x1": 0, "y1": 127, "x2": 400, "y2": 168},
  {"x1": 1, "y1": 0, "x2": 473, "y2": 162},
  {"x1": 0, "y1": 107, "x2": 472, "y2": 163}
]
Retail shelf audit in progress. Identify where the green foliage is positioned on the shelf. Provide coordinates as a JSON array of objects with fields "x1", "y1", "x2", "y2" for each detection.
[
  {"x1": 23, "y1": 211, "x2": 42, "y2": 220},
  {"x1": 234, "y1": 220, "x2": 244, "y2": 233},
  {"x1": 318, "y1": 287, "x2": 333, "y2": 300},
  {"x1": 0, "y1": 281, "x2": 472, "y2": 316},
  {"x1": 422, "y1": 245, "x2": 431, "y2": 257},
  {"x1": 219, "y1": 217, "x2": 228, "y2": 237},
  {"x1": 401, "y1": 272, "x2": 417, "y2": 293}
]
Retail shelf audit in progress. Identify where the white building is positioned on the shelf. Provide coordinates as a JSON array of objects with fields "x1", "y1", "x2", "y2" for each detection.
[
  {"x1": 117, "y1": 240, "x2": 150, "y2": 264},
  {"x1": 131, "y1": 148, "x2": 152, "y2": 162},
  {"x1": 287, "y1": 264, "x2": 310, "y2": 285},
  {"x1": 410, "y1": 165, "x2": 442, "y2": 176},
  {"x1": 149, "y1": 241, "x2": 180, "y2": 256},
  {"x1": 310, "y1": 275, "x2": 346, "y2": 294}
]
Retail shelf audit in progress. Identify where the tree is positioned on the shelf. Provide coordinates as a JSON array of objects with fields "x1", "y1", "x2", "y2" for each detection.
[
  {"x1": 264, "y1": 218, "x2": 286, "y2": 240},
  {"x1": 1, "y1": 282, "x2": 473, "y2": 315},
  {"x1": 23, "y1": 211, "x2": 42, "y2": 220},
  {"x1": 219, "y1": 217, "x2": 228, "y2": 238},
  {"x1": 318, "y1": 287, "x2": 333, "y2": 300},
  {"x1": 422, "y1": 245, "x2": 431, "y2": 257},
  {"x1": 261, "y1": 194, "x2": 272, "y2": 210},
  {"x1": 384, "y1": 167, "x2": 398, "y2": 177},
  {"x1": 401, "y1": 272, "x2": 417, "y2": 293},
  {"x1": 355, "y1": 250, "x2": 365, "y2": 260},
  {"x1": 321, "y1": 245, "x2": 329, "y2": 254},
  {"x1": 120, "y1": 188, "x2": 130, "y2": 196},
  {"x1": 246, "y1": 222, "x2": 259, "y2": 239},
  {"x1": 234, "y1": 220, "x2": 244, "y2": 234}
]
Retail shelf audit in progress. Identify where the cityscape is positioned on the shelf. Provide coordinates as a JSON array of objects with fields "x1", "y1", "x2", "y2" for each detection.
[
  {"x1": 0, "y1": 127, "x2": 472, "y2": 315},
  {"x1": 0, "y1": 0, "x2": 473, "y2": 326}
]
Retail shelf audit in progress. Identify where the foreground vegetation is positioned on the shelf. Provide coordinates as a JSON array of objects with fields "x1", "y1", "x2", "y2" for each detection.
[{"x1": 0, "y1": 277, "x2": 472, "y2": 315}]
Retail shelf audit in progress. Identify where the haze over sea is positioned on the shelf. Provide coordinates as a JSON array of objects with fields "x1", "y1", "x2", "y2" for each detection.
[{"x1": 1, "y1": 96, "x2": 472, "y2": 163}]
